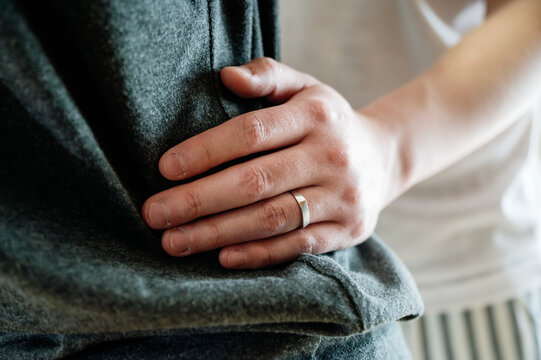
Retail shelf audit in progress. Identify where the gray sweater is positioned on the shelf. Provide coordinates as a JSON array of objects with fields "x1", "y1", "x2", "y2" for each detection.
[{"x1": 0, "y1": 0, "x2": 423, "y2": 358}]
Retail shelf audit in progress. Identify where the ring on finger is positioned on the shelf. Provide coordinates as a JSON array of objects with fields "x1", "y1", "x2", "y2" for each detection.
[{"x1": 289, "y1": 190, "x2": 310, "y2": 229}]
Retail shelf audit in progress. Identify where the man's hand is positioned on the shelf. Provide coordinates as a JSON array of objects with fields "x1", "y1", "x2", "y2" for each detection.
[
  {"x1": 141, "y1": 0, "x2": 541, "y2": 270},
  {"x1": 141, "y1": 57, "x2": 395, "y2": 269}
]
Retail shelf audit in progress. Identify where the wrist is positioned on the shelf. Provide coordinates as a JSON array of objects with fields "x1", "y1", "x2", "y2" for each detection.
[
  {"x1": 353, "y1": 108, "x2": 411, "y2": 208},
  {"x1": 357, "y1": 72, "x2": 441, "y2": 205}
]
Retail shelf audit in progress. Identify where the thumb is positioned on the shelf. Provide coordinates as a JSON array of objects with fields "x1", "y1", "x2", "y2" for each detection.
[{"x1": 220, "y1": 57, "x2": 319, "y2": 104}]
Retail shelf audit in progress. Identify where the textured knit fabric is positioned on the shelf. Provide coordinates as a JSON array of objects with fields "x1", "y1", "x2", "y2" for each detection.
[
  {"x1": 0, "y1": 324, "x2": 412, "y2": 360},
  {"x1": 0, "y1": 0, "x2": 423, "y2": 358}
]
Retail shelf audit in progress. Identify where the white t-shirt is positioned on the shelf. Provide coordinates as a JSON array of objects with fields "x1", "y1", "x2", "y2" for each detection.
[{"x1": 280, "y1": 0, "x2": 541, "y2": 313}]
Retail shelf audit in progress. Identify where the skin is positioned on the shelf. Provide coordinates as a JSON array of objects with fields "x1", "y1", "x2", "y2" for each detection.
[{"x1": 142, "y1": 0, "x2": 541, "y2": 269}]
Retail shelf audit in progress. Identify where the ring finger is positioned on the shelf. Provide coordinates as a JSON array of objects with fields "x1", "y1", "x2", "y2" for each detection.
[
  {"x1": 143, "y1": 144, "x2": 327, "y2": 230},
  {"x1": 162, "y1": 186, "x2": 335, "y2": 257}
]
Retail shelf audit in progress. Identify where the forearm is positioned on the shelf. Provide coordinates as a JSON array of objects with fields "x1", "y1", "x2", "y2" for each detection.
[{"x1": 361, "y1": 0, "x2": 541, "y2": 202}]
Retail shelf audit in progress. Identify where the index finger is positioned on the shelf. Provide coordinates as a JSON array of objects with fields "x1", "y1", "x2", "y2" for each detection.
[
  {"x1": 159, "y1": 58, "x2": 321, "y2": 181},
  {"x1": 159, "y1": 103, "x2": 309, "y2": 180}
]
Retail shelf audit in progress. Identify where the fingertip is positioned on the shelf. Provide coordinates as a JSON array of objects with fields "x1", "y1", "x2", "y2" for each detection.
[
  {"x1": 218, "y1": 249, "x2": 229, "y2": 268},
  {"x1": 141, "y1": 197, "x2": 171, "y2": 230},
  {"x1": 158, "y1": 155, "x2": 170, "y2": 179},
  {"x1": 219, "y1": 247, "x2": 248, "y2": 269},
  {"x1": 140, "y1": 198, "x2": 154, "y2": 229},
  {"x1": 158, "y1": 152, "x2": 187, "y2": 180},
  {"x1": 221, "y1": 65, "x2": 251, "y2": 80},
  {"x1": 161, "y1": 230, "x2": 175, "y2": 255},
  {"x1": 220, "y1": 66, "x2": 261, "y2": 98}
]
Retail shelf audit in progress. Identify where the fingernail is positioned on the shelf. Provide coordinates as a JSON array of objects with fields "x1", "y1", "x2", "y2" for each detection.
[
  {"x1": 168, "y1": 227, "x2": 191, "y2": 255},
  {"x1": 238, "y1": 66, "x2": 260, "y2": 83},
  {"x1": 162, "y1": 153, "x2": 186, "y2": 179},
  {"x1": 226, "y1": 248, "x2": 247, "y2": 268},
  {"x1": 148, "y1": 200, "x2": 171, "y2": 228},
  {"x1": 237, "y1": 66, "x2": 253, "y2": 77}
]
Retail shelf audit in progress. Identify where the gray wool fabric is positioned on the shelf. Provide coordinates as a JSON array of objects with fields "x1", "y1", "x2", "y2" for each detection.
[{"x1": 0, "y1": 0, "x2": 423, "y2": 358}]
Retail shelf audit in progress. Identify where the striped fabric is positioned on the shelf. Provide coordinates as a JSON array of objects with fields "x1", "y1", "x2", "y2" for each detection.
[{"x1": 401, "y1": 287, "x2": 541, "y2": 360}]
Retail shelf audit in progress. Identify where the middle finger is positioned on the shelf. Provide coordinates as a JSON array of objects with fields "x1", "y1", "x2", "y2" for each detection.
[{"x1": 142, "y1": 144, "x2": 326, "y2": 229}]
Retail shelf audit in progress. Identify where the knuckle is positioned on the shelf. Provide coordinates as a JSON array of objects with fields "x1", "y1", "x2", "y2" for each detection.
[
  {"x1": 241, "y1": 113, "x2": 266, "y2": 149},
  {"x1": 258, "y1": 56, "x2": 280, "y2": 74},
  {"x1": 203, "y1": 141, "x2": 214, "y2": 164},
  {"x1": 260, "y1": 243, "x2": 275, "y2": 267},
  {"x1": 349, "y1": 220, "x2": 366, "y2": 240},
  {"x1": 308, "y1": 98, "x2": 339, "y2": 125},
  {"x1": 238, "y1": 165, "x2": 271, "y2": 200},
  {"x1": 342, "y1": 186, "x2": 362, "y2": 208},
  {"x1": 259, "y1": 201, "x2": 289, "y2": 233},
  {"x1": 206, "y1": 218, "x2": 224, "y2": 248},
  {"x1": 323, "y1": 145, "x2": 351, "y2": 169},
  {"x1": 184, "y1": 190, "x2": 203, "y2": 219},
  {"x1": 296, "y1": 231, "x2": 316, "y2": 254}
]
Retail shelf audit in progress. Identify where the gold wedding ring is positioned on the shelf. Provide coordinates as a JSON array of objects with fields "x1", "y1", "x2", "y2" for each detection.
[{"x1": 289, "y1": 190, "x2": 310, "y2": 229}]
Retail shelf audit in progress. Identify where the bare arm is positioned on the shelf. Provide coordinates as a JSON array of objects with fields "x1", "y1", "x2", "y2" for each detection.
[{"x1": 363, "y1": 0, "x2": 541, "y2": 202}]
